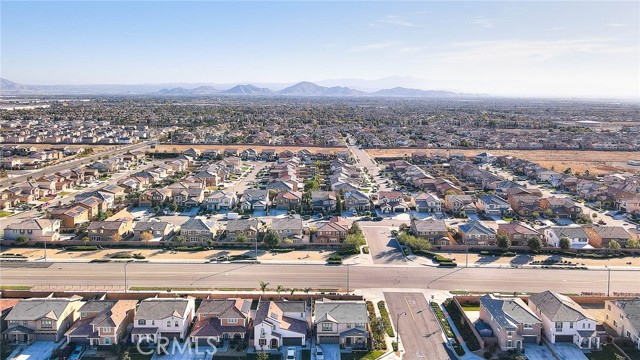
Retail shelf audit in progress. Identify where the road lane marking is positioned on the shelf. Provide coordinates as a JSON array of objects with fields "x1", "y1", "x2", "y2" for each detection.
[{"x1": 404, "y1": 296, "x2": 417, "y2": 321}]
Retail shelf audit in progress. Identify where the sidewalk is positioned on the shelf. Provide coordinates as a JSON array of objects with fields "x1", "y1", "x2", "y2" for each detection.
[{"x1": 439, "y1": 304, "x2": 484, "y2": 360}]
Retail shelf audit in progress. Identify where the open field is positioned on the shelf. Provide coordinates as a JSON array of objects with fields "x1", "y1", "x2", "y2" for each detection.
[
  {"x1": 366, "y1": 148, "x2": 640, "y2": 175},
  {"x1": 154, "y1": 144, "x2": 345, "y2": 154}
]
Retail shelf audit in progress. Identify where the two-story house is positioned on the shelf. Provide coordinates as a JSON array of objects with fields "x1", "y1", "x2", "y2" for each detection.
[
  {"x1": 444, "y1": 194, "x2": 474, "y2": 213},
  {"x1": 3, "y1": 218, "x2": 61, "y2": 245},
  {"x1": 138, "y1": 188, "x2": 171, "y2": 208},
  {"x1": 315, "y1": 220, "x2": 350, "y2": 245},
  {"x1": 239, "y1": 189, "x2": 269, "y2": 212},
  {"x1": 479, "y1": 294, "x2": 542, "y2": 351},
  {"x1": 225, "y1": 219, "x2": 260, "y2": 242},
  {"x1": 458, "y1": 221, "x2": 497, "y2": 246},
  {"x1": 342, "y1": 190, "x2": 371, "y2": 212},
  {"x1": 190, "y1": 298, "x2": 252, "y2": 345},
  {"x1": 4, "y1": 295, "x2": 83, "y2": 343},
  {"x1": 603, "y1": 299, "x2": 640, "y2": 350},
  {"x1": 414, "y1": 192, "x2": 443, "y2": 213},
  {"x1": 87, "y1": 219, "x2": 132, "y2": 242},
  {"x1": 132, "y1": 221, "x2": 175, "y2": 242},
  {"x1": 476, "y1": 195, "x2": 512, "y2": 216},
  {"x1": 274, "y1": 190, "x2": 302, "y2": 211},
  {"x1": 410, "y1": 218, "x2": 450, "y2": 245},
  {"x1": 131, "y1": 297, "x2": 195, "y2": 344},
  {"x1": 180, "y1": 218, "x2": 215, "y2": 243},
  {"x1": 253, "y1": 301, "x2": 308, "y2": 350},
  {"x1": 269, "y1": 218, "x2": 303, "y2": 242},
  {"x1": 205, "y1": 191, "x2": 237, "y2": 211},
  {"x1": 66, "y1": 299, "x2": 137, "y2": 347},
  {"x1": 314, "y1": 300, "x2": 369, "y2": 349},
  {"x1": 497, "y1": 222, "x2": 541, "y2": 247},
  {"x1": 528, "y1": 291, "x2": 600, "y2": 350},
  {"x1": 311, "y1": 191, "x2": 337, "y2": 214}
]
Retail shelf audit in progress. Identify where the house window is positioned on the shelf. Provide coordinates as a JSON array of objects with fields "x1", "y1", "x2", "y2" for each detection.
[
  {"x1": 626, "y1": 331, "x2": 631, "y2": 338},
  {"x1": 175, "y1": 321, "x2": 178, "y2": 327},
  {"x1": 322, "y1": 323, "x2": 333, "y2": 332},
  {"x1": 104, "y1": 337, "x2": 111, "y2": 345},
  {"x1": 81, "y1": 312, "x2": 88, "y2": 318},
  {"x1": 614, "y1": 320, "x2": 618, "y2": 327},
  {"x1": 524, "y1": 324, "x2": 533, "y2": 329},
  {"x1": 228, "y1": 318, "x2": 238, "y2": 324},
  {"x1": 167, "y1": 321, "x2": 171, "y2": 327},
  {"x1": 506, "y1": 340, "x2": 512, "y2": 348},
  {"x1": 569, "y1": 322, "x2": 574, "y2": 329},
  {"x1": 138, "y1": 320, "x2": 146, "y2": 325},
  {"x1": 555, "y1": 322, "x2": 563, "y2": 331},
  {"x1": 41, "y1": 319, "x2": 53, "y2": 329},
  {"x1": 259, "y1": 339, "x2": 266, "y2": 346},
  {"x1": 102, "y1": 327, "x2": 109, "y2": 333}
]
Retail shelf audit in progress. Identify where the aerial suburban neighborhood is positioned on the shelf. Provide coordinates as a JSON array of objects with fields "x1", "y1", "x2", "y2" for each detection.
[{"x1": 2, "y1": 1, "x2": 640, "y2": 359}]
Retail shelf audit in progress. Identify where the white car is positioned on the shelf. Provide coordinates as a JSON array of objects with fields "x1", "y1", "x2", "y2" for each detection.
[
  {"x1": 315, "y1": 346, "x2": 324, "y2": 360},
  {"x1": 286, "y1": 348, "x2": 297, "y2": 360}
]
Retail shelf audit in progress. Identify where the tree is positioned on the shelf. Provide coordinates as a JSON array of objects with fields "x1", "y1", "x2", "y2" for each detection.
[
  {"x1": 627, "y1": 238, "x2": 640, "y2": 249},
  {"x1": 112, "y1": 233, "x2": 122, "y2": 242},
  {"x1": 82, "y1": 236, "x2": 90, "y2": 244},
  {"x1": 256, "y1": 352, "x2": 269, "y2": 360},
  {"x1": 336, "y1": 193, "x2": 343, "y2": 214},
  {"x1": 349, "y1": 222, "x2": 363, "y2": 236},
  {"x1": 592, "y1": 212, "x2": 598, "y2": 219},
  {"x1": 563, "y1": 167, "x2": 572, "y2": 174},
  {"x1": 496, "y1": 234, "x2": 511, "y2": 249},
  {"x1": 140, "y1": 231, "x2": 154, "y2": 241},
  {"x1": 276, "y1": 285, "x2": 285, "y2": 295},
  {"x1": 527, "y1": 237, "x2": 543, "y2": 251},
  {"x1": 544, "y1": 209, "x2": 554, "y2": 218},
  {"x1": 168, "y1": 202, "x2": 178, "y2": 213},
  {"x1": 559, "y1": 237, "x2": 571, "y2": 250},
  {"x1": 263, "y1": 229, "x2": 281, "y2": 248},
  {"x1": 532, "y1": 211, "x2": 540, "y2": 218},
  {"x1": 343, "y1": 233, "x2": 366, "y2": 254},
  {"x1": 304, "y1": 179, "x2": 319, "y2": 192},
  {"x1": 608, "y1": 240, "x2": 621, "y2": 250},
  {"x1": 259, "y1": 281, "x2": 269, "y2": 293},
  {"x1": 236, "y1": 234, "x2": 247, "y2": 244},
  {"x1": 303, "y1": 287, "x2": 311, "y2": 295},
  {"x1": 15, "y1": 235, "x2": 29, "y2": 245}
]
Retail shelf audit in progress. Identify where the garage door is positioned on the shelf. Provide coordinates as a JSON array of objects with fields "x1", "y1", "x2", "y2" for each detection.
[
  {"x1": 35, "y1": 333, "x2": 57, "y2": 341},
  {"x1": 318, "y1": 336, "x2": 339, "y2": 344},
  {"x1": 523, "y1": 336, "x2": 537, "y2": 344},
  {"x1": 282, "y1": 337, "x2": 303, "y2": 346},
  {"x1": 555, "y1": 335, "x2": 574, "y2": 342}
]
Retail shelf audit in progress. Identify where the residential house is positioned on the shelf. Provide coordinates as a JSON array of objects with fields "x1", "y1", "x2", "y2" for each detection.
[
  {"x1": 77, "y1": 196, "x2": 105, "y2": 218},
  {"x1": 133, "y1": 221, "x2": 174, "y2": 242},
  {"x1": 476, "y1": 195, "x2": 512, "y2": 216},
  {"x1": 270, "y1": 218, "x2": 303, "y2": 242},
  {"x1": 311, "y1": 191, "x2": 337, "y2": 214},
  {"x1": 459, "y1": 221, "x2": 496, "y2": 246},
  {"x1": 3, "y1": 218, "x2": 61, "y2": 244},
  {"x1": 617, "y1": 195, "x2": 640, "y2": 214},
  {"x1": 205, "y1": 191, "x2": 237, "y2": 211},
  {"x1": 540, "y1": 198, "x2": 582, "y2": 220},
  {"x1": 314, "y1": 300, "x2": 369, "y2": 349},
  {"x1": 444, "y1": 194, "x2": 474, "y2": 213},
  {"x1": 479, "y1": 294, "x2": 542, "y2": 351},
  {"x1": 253, "y1": 301, "x2": 308, "y2": 350},
  {"x1": 87, "y1": 219, "x2": 132, "y2": 242},
  {"x1": 528, "y1": 291, "x2": 600, "y2": 349},
  {"x1": 414, "y1": 192, "x2": 443, "y2": 213},
  {"x1": 316, "y1": 220, "x2": 349, "y2": 244},
  {"x1": 190, "y1": 298, "x2": 252, "y2": 345},
  {"x1": 584, "y1": 226, "x2": 631, "y2": 248},
  {"x1": 66, "y1": 299, "x2": 137, "y2": 346},
  {"x1": 603, "y1": 299, "x2": 640, "y2": 350},
  {"x1": 225, "y1": 219, "x2": 260, "y2": 242},
  {"x1": 343, "y1": 190, "x2": 371, "y2": 212},
  {"x1": 411, "y1": 218, "x2": 451, "y2": 245},
  {"x1": 239, "y1": 189, "x2": 269, "y2": 212},
  {"x1": 543, "y1": 226, "x2": 590, "y2": 249},
  {"x1": 377, "y1": 191, "x2": 409, "y2": 213},
  {"x1": 138, "y1": 188, "x2": 171, "y2": 208},
  {"x1": 275, "y1": 191, "x2": 302, "y2": 211},
  {"x1": 3, "y1": 295, "x2": 83, "y2": 343},
  {"x1": 497, "y1": 222, "x2": 541, "y2": 247},
  {"x1": 0, "y1": 299, "x2": 20, "y2": 334},
  {"x1": 180, "y1": 218, "x2": 215, "y2": 244},
  {"x1": 50, "y1": 206, "x2": 89, "y2": 229},
  {"x1": 131, "y1": 297, "x2": 195, "y2": 344}
]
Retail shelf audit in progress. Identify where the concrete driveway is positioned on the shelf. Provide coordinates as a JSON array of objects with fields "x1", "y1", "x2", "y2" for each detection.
[
  {"x1": 151, "y1": 340, "x2": 215, "y2": 360},
  {"x1": 524, "y1": 343, "x2": 588, "y2": 360},
  {"x1": 7, "y1": 341, "x2": 61, "y2": 360}
]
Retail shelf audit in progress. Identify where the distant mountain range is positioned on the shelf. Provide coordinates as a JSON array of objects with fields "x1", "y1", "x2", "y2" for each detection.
[{"x1": 0, "y1": 78, "x2": 472, "y2": 98}]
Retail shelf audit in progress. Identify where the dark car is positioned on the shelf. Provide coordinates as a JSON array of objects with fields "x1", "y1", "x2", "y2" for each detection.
[
  {"x1": 373, "y1": 216, "x2": 383, "y2": 221},
  {"x1": 241, "y1": 214, "x2": 251, "y2": 219},
  {"x1": 361, "y1": 216, "x2": 372, "y2": 221}
]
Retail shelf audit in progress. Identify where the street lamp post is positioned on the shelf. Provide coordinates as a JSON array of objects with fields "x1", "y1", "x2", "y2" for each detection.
[
  {"x1": 346, "y1": 264, "x2": 350, "y2": 294},
  {"x1": 396, "y1": 312, "x2": 406, "y2": 348},
  {"x1": 124, "y1": 262, "x2": 129, "y2": 293},
  {"x1": 607, "y1": 267, "x2": 611, "y2": 297}
]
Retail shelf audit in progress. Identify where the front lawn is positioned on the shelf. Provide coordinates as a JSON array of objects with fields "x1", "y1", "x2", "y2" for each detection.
[
  {"x1": 586, "y1": 345, "x2": 626, "y2": 360},
  {"x1": 0, "y1": 211, "x2": 12, "y2": 217}
]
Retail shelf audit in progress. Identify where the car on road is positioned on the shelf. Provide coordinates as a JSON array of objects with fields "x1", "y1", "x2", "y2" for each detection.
[
  {"x1": 315, "y1": 346, "x2": 324, "y2": 360},
  {"x1": 241, "y1": 214, "x2": 251, "y2": 219},
  {"x1": 373, "y1": 216, "x2": 383, "y2": 221},
  {"x1": 286, "y1": 347, "x2": 297, "y2": 360},
  {"x1": 69, "y1": 345, "x2": 85, "y2": 360},
  {"x1": 361, "y1": 216, "x2": 372, "y2": 221},
  {"x1": 302, "y1": 215, "x2": 311, "y2": 220}
]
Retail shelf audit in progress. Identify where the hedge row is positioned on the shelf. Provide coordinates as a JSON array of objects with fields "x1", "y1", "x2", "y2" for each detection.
[{"x1": 377, "y1": 301, "x2": 395, "y2": 338}]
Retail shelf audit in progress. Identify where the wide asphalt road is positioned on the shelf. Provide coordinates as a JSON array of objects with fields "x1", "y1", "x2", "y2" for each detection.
[
  {"x1": 385, "y1": 292, "x2": 452, "y2": 360},
  {"x1": 0, "y1": 262, "x2": 636, "y2": 294}
]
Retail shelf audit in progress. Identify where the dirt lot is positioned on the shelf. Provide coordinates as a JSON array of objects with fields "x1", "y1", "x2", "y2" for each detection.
[
  {"x1": 154, "y1": 144, "x2": 345, "y2": 154},
  {"x1": 366, "y1": 148, "x2": 640, "y2": 175},
  {"x1": 1, "y1": 247, "x2": 332, "y2": 262},
  {"x1": 439, "y1": 252, "x2": 640, "y2": 267}
]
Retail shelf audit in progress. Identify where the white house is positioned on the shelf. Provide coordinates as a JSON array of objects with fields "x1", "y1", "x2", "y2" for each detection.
[
  {"x1": 543, "y1": 226, "x2": 590, "y2": 249},
  {"x1": 205, "y1": 191, "x2": 237, "y2": 211},
  {"x1": 603, "y1": 299, "x2": 640, "y2": 350},
  {"x1": 3, "y1": 218, "x2": 61, "y2": 244},
  {"x1": 528, "y1": 291, "x2": 600, "y2": 350},
  {"x1": 314, "y1": 300, "x2": 369, "y2": 349},
  {"x1": 253, "y1": 301, "x2": 308, "y2": 350},
  {"x1": 131, "y1": 297, "x2": 195, "y2": 344}
]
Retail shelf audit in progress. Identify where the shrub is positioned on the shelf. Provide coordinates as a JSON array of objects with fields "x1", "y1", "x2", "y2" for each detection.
[
  {"x1": 377, "y1": 301, "x2": 395, "y2": 338},
  {"x1": 67, "y1": 245, "x2": 99, "y2": 251}
]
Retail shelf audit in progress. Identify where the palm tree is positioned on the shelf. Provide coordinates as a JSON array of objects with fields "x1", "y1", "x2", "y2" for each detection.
[
  {"x1": 303, "y1": 287, "x2": 311, "y2": 295},
  {"x1": 276, "y1": 285, "x2": 285, "y2": 295},
  {"x1": 290, "y1": 288, "x2": 297, "y2": 296},
  {"x1": 259, "y1": 281, "x2": 269, "y2": 294}
]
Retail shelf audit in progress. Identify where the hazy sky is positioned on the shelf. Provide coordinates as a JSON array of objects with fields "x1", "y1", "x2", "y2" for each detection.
[{"x1": 2, "y1": 1, "x2": 639, "y2": 98}]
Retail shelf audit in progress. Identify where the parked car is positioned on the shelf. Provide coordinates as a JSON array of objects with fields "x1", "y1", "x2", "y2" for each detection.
[
  {"x1": 69, "y1": 345, "x2": 85, "y2": 360},
  {"x1": 373, "y1": 217, "x2": 383, "y2": 221},
  {"x1": 286, "y1": 348, "x2": 297, "y2": 360},
  {"x1": 315, "y1": 346, "x2": 324, "y2": 360},
  {"x1": 241, "y1": 214, "x2": 251, "y2": 219},
  {"x1": 361, "y1": 216, "x2": 372, "y2": 221}
]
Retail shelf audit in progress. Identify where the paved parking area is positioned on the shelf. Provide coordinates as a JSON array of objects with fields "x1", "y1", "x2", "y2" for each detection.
[
  {"x1": 384, "y1": 292, "x2": 452, "y2": 360},
  {"x1": 8, "y1": 341, "x2": 60, "y2": 360},
  {"x1": 317, "y1": 344, "x2": 340, "y2": 360},
  {"x1": 361, "y1": 225, "x2": 406, "y2": 265}
]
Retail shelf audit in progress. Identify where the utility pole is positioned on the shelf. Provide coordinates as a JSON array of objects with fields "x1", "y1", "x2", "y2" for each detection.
[
  {"x1": 396, "y1": 312, "x2": 406, "y2": 348},
  {"x1": 465, "y1": 244, "x2": 469, "y2": 268}
]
